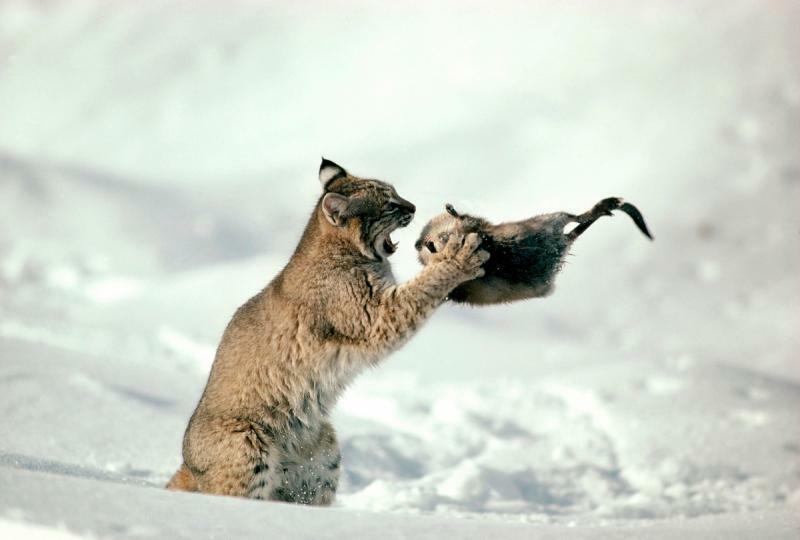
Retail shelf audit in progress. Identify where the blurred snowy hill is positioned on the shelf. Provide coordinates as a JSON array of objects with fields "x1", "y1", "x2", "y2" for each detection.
[{"x1": 0, "y1": 0, "x2": 798, "y2": 537}]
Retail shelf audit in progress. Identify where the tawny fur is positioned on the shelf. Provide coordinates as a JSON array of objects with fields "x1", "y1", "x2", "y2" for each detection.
[
  {"x1": 168, "y1": 159, "x2": 488, "y2": 505},
  {"x1": 167, "y1": 463, "x2": 198, "y2": 492}
]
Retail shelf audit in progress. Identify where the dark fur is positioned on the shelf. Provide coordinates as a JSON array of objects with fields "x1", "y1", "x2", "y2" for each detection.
[
  {"x1": 446, "y1": 216, "x2": 569, "y2": 303},
  {"x1": 416, "y1": 197, "x2": 652, "y2": 305}
]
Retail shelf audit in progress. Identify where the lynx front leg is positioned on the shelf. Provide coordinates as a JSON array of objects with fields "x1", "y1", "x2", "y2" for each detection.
[{"x1": 366, "y1": 232, "x2": 489, "y2": 351}]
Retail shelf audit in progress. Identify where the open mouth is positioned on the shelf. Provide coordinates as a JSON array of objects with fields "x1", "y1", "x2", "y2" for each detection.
[
  {"x1": 383, "y1": 235, "x2": 399, "y2": 255},
  {"x1": 376, "y1": 208, "x2": 414, "y2": 258},
  {"x1": 377, "y1": 220, "x2": 411, "y2": 258}
]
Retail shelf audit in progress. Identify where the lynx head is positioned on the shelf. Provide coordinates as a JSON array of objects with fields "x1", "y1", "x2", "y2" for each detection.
[
  {"x1": 414, "y1": 204, "x2": 464, "y2": 266},
  {"x1": 318, "y1": 158, "x2": 416, "y2": 261}
]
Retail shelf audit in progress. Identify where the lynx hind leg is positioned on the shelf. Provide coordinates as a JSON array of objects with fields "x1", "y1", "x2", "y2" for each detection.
[
  {"x1": 184, "y1": 417, "x2": 274, "y2": 499},
  {"x1": 271, "y1": 421, "x2": 340, "y2": 506}
]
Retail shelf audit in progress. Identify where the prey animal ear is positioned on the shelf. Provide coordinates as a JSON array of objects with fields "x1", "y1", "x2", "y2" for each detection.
[
  {"x1": 319, "y1": 158, "x2": 347, "y2": 189},
  {"x1": 445, "y1": 204, "x2": 460, "y2": 218},
  {"x1": 321, "y1": 192, "x2": 350, "y2": 226}
]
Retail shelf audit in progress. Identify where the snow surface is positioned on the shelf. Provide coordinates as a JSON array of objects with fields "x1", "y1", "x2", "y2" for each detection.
[{"x1": 1, "y1": 0, "x2": 799, "y2": 537}]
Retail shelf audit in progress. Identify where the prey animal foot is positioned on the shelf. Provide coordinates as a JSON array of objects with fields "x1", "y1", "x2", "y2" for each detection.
[
  {"x1": 566, "y1": 197, "x2": 653, "y2": 241},
  {"x1": 589, "y1": 197, "x2": 623, "y2": 218}
]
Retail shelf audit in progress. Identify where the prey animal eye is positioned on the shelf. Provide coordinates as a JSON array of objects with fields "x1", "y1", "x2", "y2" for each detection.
[{"x1": 425, "y1": 240, "x2": 436, "y2": 253}]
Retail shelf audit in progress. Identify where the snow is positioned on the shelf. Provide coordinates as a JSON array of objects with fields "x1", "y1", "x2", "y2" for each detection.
[
  {"x1": 2, "y1": 468, "x2": 798, "y2": 540},
  {"x1": 1, "y1": 0, "x2": 799, "y2": 537},
  {"x1": 0, "y1": 519, "x2": 88, "y2": 540}
]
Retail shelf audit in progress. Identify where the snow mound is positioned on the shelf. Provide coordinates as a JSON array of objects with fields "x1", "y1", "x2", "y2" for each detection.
[{"x1": 1, "y1": 0, "x2": 799, "y2": 537}]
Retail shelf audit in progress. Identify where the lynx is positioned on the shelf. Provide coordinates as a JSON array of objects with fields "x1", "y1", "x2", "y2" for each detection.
[{"x1": 167, "y1": 159, "x2": 488, "y2": 505}]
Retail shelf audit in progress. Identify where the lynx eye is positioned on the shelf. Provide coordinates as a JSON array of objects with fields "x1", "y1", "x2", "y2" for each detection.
[{"x1": 425, "y1": 240, "x2": 436, "y2": 253}]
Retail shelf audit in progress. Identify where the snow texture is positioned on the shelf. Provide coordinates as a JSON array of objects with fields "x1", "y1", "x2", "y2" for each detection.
[{"x1": 1, "y1": 0, "x2": 799, "y2": 538}]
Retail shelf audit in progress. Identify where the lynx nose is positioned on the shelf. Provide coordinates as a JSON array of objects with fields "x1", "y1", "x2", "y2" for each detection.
[{"x1": 395, "y1": 196, "x2": 416, "y2": 214}]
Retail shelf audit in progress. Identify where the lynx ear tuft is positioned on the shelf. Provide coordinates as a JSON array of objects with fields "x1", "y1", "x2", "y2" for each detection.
[
  {"x1": 319, "y1": 158, "x2": 347, "y2": 189},
  {"x1": 321, "y1": 192, "x2": 350, "y2": 226}
]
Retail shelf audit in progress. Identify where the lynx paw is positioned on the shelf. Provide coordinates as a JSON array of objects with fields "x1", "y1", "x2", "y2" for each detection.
[{"x1": 435, "y1": 232, "x2": 490, "y2": 283}]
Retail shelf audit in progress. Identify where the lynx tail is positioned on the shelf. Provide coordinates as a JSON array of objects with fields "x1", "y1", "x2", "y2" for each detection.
[{"x1": 166, "y1": 463, "x2": 199, "y2": 492}]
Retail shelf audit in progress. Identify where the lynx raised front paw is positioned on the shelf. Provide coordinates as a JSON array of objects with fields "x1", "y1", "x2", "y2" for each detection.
[{"x1": 431, "y1": 232, "x2": 490, "y2": 284}]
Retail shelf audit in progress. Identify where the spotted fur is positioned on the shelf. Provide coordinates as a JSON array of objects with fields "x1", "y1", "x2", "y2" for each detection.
[{"x1": 167, "y1": 159, "x2": 489, "y2": 505}]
